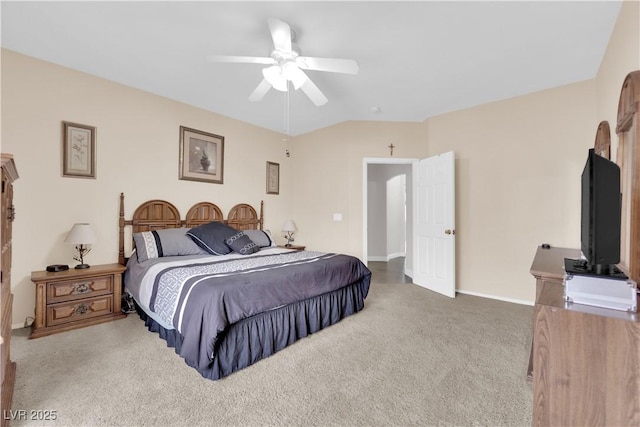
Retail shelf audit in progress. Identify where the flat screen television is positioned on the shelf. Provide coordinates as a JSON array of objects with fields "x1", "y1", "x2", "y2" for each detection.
[{"x1": 580, "y1": 148, "x2": 621, "y2": 275}]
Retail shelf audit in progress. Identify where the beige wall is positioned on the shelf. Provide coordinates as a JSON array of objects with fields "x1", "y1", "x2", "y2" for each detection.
[
  {"x1": 290, "y1": 121, "x2": 429, "y2": 256},
  {"x1": 426, "y1": 81, "x2": 597, "y2": 303},
  {"x1": 596, "y1": 0, "x2": 640, "y2": 158},
  {"x1": 291, "y1": 1, "x2": 639, "y2": 305},
  {"x1": 1, "y1": 49, "x2": 292, "y2": 327},
  {"x1": 2, "y1": 1, "x2": 638, "y2": 325}
]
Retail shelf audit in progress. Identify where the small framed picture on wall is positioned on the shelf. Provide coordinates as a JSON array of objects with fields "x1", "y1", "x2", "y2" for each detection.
[
  {"x1": 62, "y1": 121, "x2": 96, "y2": 178},
  {"x1": 266, "y1": 161, "x2": 279, "y2": 195}
]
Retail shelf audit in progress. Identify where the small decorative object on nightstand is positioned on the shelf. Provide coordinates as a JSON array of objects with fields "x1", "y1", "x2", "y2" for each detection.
[
  {"x1": 30, "y1": 263, "x2": 126, "y2": 338},
  {"x1": 282, "y1": 219, "x2": 297, "y2": 247},
  {"x1": 64, "y1": 223, "x2": 97, "y2": 269}
]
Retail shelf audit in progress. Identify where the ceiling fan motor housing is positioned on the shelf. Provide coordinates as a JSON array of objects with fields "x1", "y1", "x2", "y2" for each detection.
[{"x1": 271, "y1": 45, "x2": 301, "y2": 65}]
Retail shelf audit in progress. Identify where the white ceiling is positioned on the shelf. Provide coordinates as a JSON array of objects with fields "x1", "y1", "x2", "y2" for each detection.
[{"x1": 1, "y1": 1, "x2": 622, "y2": 136}]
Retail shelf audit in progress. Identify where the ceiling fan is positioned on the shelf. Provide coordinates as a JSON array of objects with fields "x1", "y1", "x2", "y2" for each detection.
[{"x1": 207, "y1": 18, "x2": 359, "y2": 106}]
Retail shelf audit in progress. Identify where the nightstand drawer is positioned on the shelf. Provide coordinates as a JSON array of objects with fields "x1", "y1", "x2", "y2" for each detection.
[
  {"x1": 46, "y1": 275, "x2": 113, "y2": 304},
  {"x1": 46, "y1": 295, "x2": 113, "y2": 327}
]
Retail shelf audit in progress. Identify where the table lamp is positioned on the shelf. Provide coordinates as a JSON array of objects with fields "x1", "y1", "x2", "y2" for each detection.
[
  {"x1": 64, "y1": 223, "x2": 97, "y2": 269},
  {"x1": 281, "y1": 220, "x2": 296, "y2": 247}
]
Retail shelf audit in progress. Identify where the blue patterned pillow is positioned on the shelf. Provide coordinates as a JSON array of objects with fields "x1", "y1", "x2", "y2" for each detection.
[
  {"x1": 243, "y1": 229, "x2": 274, "y2": 248},
  {"x1": 226, "y1": 231, "x2": 259, "y2": 255},
  {"x1": 186, "y1": 221, "x2": 236, "y2": 255}
]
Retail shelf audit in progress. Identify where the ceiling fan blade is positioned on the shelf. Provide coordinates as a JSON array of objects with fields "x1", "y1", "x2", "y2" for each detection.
[
  {"x1": 206, "y1": 55, "x2": 275, "y2": 65},
  {"x1": 267, "y1": 18, "x2": 292, "y2": 52},
  {"x1": 299, "y1": 77, "x2": 328, "y2": 106},
  {"x1": 248, "y1": 79, "x2": 272, "y2": 102},
  {"x1": 297, "y1": 56, "x2": 359, "y2": 75}
]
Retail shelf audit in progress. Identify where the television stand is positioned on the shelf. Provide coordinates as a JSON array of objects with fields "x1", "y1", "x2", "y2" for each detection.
[{"x1": 529, "y1": 246, "x2": 640, "y2": 426}]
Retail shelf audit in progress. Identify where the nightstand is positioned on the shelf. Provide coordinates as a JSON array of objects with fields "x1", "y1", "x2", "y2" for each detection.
[
  {"x1": 278, "y1": 244, "x2": 306, "y2": 251},
  {"x1": 30, "y1": 263, "x2": 126, "y2": 339}
]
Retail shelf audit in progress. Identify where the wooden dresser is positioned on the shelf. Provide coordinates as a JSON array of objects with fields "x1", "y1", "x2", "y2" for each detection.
[
  {"x1": 530, "y1": 246, "x2": 640, "y2": 426},
  {"x1": 30, "y1": 263, "x2": 126, "y2": 339},
  {"x1": 1, "y1": 154, "x2": 18, "y2": 427}
]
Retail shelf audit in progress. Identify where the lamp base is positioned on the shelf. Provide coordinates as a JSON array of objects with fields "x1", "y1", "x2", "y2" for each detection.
[
  {"x1": 75, "y1": 264, "x2": 90, "y2": 269},
  {"x1": 285, "y1": 244, "x2": 292, "y2": 247}
]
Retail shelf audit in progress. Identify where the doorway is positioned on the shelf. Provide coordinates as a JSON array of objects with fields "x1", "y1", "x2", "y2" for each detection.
[
  {"x1": 363, "y1": 153, "x2": 456, "y2": 297},
  {"x1": 363, "y1": 158, "x2": 415, "y2": 277}
]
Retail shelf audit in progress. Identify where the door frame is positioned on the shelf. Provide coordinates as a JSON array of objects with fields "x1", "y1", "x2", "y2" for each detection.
[{"x1": 362, "y1": 157, "x2": 417, "y2": 275}]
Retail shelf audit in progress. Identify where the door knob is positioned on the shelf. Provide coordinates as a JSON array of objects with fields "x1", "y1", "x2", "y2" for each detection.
[{"x1": 445, "y1": 229, "x2": 455, "y2": 235}]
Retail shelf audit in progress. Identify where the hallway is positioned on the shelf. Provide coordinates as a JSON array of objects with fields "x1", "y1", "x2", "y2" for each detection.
[{"x1": 367, "y1": 257, "x2": 412, "y2": 284}]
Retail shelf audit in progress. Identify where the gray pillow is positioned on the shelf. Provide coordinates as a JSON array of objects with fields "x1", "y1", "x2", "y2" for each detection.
[
  {"x1": 133, "y1": 227, "x2": 208, "y2": 262},
  {"x1": 243, "y1": 229, "x2": 274, "y2": 248},
  {"x1": 226, "y1": 231, "x2": 259, "y2": 255},
  {"x1": 186, "y1": 221, "x2": 237, "y2": 255}
]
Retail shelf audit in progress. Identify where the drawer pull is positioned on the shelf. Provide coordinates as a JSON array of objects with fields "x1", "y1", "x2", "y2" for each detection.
[
  {"x1": 73, "y1": 282, "x2": 92, "y2": 294},
  {"x1": 74, "y1": 304, "x2": 88, "y2": 315}
]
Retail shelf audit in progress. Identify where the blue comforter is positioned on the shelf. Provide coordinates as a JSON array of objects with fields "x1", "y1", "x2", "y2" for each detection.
[{"x1": 142, "y1": 250, "x2": 371, "y2": 372}]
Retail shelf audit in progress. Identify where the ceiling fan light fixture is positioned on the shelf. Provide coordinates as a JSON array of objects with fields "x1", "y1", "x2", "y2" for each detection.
[
  {"x1": 262, "y1": 65, "x2": 288, "y2": 92},
  {"x1": 282, "y1": 61, "x2": 307, "y2": 90}
]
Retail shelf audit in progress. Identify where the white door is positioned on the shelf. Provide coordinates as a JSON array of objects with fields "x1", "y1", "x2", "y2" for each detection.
[{"x1": 412, "y1": 151, "x2": 456, "y2": 297}]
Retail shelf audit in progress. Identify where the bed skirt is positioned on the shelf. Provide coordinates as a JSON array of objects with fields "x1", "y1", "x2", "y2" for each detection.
[{"x1": 136, "y1": 278, "x2": 370, "y2": 380}]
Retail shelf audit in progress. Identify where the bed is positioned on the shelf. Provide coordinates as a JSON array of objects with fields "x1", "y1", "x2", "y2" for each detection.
[{"x1": 118, "y1": 193, "x2": 372, "y2": 380}]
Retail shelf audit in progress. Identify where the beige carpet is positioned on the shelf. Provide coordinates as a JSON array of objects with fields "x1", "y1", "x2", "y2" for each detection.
[{"x1": 10, "y1": 261, "x2": 533, "y2": 426}]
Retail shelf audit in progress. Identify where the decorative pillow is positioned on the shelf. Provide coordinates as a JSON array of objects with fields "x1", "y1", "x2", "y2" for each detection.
[
  {"x1": 226, "y1": 231, "x2": 260, "y2": 255},
  {"x1": 186, "y1": 221, "x2": 237, "y2": 255},
  {"x1": 133, "y1": 227, "x2": 208, "y2": 262},
  {"x1": 243, "y1": 229, "x2": 275, "y2": 248}
]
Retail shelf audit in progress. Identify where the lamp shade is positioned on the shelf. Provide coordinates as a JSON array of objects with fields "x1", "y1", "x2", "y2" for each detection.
[
  {"x1": 262, "y1": 65, "x2": 288, "y2": 92},
  {"x1": 64, "y1": 223, "x2": 97, "y2": 245},
  {"x1": 282, "y1": 62, "x2": 308, "y2": 90},
  {"x1": 281, "y1": 220, "x2": 296, "y2": 233}
]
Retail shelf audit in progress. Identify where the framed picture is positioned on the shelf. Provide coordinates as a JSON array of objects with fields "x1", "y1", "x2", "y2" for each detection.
[
  {"x1": 62, "y1": 121, "x2": 96, "y2": 178},
  {"x1": 179, "y1": 126, "x2": 224, "y2": 184},
  {"x1": 266, "y1": 161, "x2": 279, "y2": 195}
]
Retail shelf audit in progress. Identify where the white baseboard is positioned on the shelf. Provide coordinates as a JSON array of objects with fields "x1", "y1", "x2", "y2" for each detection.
[
  {"x1": 387, "y1": 252, "x2": 406, "y2": 260},
  {"x1": 457, "y1": 289, "x2": 534, "y2": 306}
]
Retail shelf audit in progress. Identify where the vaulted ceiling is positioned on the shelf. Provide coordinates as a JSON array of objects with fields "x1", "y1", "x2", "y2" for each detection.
[{"x1": 1, "y1": 1, "x2": 622, "y2": 136}]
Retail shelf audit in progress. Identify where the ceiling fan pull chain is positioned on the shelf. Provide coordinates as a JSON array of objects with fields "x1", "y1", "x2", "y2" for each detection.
[{"x1": 284, "y1": 86, "x2": 290, "y2": 136}]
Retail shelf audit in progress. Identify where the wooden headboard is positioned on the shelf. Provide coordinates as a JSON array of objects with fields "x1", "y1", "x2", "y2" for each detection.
[
  {"x1": 118, "y1": 193, "x2": 263, "y2": 265},
  {"x1": 594, "y1": 121, "x2": 611, "y2": 160}
]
